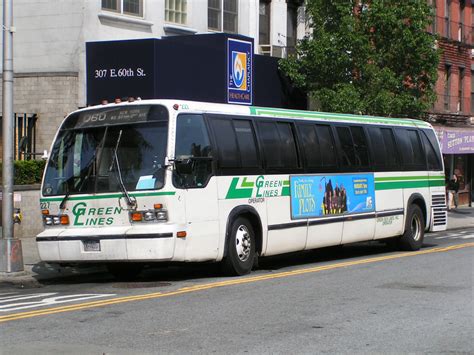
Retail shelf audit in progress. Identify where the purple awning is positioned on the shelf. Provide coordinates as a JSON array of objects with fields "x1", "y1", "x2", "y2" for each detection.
[{"x1": 434, "y1": 127, "x2": 474, "y2": 154}]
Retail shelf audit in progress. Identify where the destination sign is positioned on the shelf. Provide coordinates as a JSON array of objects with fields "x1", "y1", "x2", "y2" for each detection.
[{"x1": 63, "y1": 105, "x2": 168, "y2": 130}]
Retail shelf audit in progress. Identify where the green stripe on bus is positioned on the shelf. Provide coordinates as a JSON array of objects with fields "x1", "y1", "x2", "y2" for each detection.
[
  {"x1": 250, "y1": 107, "x2": 431, "y2": 128},
  {"x1": 375, "y1": 175, "x2": 444, "y2": 182},
  {"x1": 40, "y1": 191, "x2": 176, "y2": 202},
  {"x1": 375, "y1": 179, "x2": 444, "y2": 190}
]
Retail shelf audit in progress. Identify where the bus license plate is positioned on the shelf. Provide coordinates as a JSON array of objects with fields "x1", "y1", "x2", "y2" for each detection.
[{"x1": 83, "y1": 240, "x2": 100, "y2": 252}]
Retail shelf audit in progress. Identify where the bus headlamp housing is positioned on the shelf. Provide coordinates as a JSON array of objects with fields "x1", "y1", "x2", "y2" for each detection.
[
  {"x1": 129, "y1": 205, "x2": 168, "y2": 223},
  {"x1": 43, "y1": 214, "x2": 69, "y2": 226}
]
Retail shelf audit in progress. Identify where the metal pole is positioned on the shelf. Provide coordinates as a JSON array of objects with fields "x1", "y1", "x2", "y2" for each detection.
[{"x1": 1, "y1": 0, "x2": 23, "y2": 273}]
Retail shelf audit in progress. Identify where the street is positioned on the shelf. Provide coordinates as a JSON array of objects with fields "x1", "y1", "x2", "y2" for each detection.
[{"x1": 1, "y1": 228, "x2": 473, "y2": 354}]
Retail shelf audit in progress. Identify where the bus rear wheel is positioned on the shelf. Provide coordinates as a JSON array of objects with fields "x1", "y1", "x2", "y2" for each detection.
[
  {"x1": 223, "y1": 217, "x2": 256, "y2": 276},
  {"x1": 398, "y1": 204, "x2": 425, "y2": 251}
]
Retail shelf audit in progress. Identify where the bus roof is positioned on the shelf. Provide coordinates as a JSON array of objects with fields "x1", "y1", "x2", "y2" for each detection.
[{"x1": 76, "y1": 99, "x2": 432, "y2": 129}]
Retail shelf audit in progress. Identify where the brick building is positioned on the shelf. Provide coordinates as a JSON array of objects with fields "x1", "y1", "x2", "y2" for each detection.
[{"x1": 429, "y1": 0, "x2": 474, "y2": 206}]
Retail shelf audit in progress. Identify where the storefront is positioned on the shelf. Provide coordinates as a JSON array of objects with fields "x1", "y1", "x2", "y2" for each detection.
[{"x1": 435, "y1": 126, "x2": 474, "y2": 206}]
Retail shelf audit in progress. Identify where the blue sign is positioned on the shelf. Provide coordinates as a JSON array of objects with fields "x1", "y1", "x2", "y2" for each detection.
[
  {"x1": 290, "y1": 174, "x2": 376, "y2": 219},
  {"x1": 227, "y1": 38, "x2": 252, "y2": 105}
]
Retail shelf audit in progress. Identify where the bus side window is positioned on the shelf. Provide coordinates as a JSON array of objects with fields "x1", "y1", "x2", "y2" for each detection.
[
  {"x1": 174, "y1": 114, "x2": 213, "y2": 188},
  {"x1": 421, "y1": 131, "x2": 442, "y2": 171},
  {"x1": 257, "y1": 121, "x2": 299, "y2": 172},
  {"x1": 315, "y1": 124, "x2": 337, "y2": 170},
  {"x1": 367, "y1": 127, "x2": 386, "y2": 169},
  {"x1": 350, "y1": 126, "x2": 369, "y2": 168},
  {"x1": 380, "y1": 128, "x2": 399, "y2": 169},
  {"x1": 296, "y1": 123, "x2": 322, "y2": 170},
  {"x1": 258, "y1": 121, "x2": 284, "y2": 169},
  {"x1": 209, "y1": 118, "x2": 240, "y2": 169},
  {"x1": 276, "y1": 122, "x2": 299, "y2": 169},
  {"x1": 407, "y1": 130, "x2": 425, "y2": 168},
  {"x1": 233, "y1": 119, "x2": 260, "y2": 169},
  {"x1": 336, "y1": 126, "x2": 356, "y2": 167},
  {"x1": 395, "y1": 128, "x2": 425, "y2": 171},
  {"x1": 422, "y1": 130, "x2": 442, "y2": 170}
]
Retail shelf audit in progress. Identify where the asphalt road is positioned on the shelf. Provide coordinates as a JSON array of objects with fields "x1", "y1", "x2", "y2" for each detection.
[{"x1": 1, "y1": 228, "x2": 473, "y2": 354}]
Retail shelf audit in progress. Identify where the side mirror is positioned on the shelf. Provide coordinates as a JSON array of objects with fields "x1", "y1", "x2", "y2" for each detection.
[{"x1": 41, "y1": 150, "x2": 48, "y2": 161}]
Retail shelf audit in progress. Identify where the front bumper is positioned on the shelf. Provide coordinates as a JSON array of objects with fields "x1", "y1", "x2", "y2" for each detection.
[{"x1": 36, "y1": 225, "x2": 179, "y2": 262}]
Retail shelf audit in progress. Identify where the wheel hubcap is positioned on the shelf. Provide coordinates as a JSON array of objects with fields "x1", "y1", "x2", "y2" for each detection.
[
  {"x1": 235, "y1": 225, "x2": 251, "y2": 262},
  {"x1": 411, "y1": 214, "x2": 421, "y2": 241}
]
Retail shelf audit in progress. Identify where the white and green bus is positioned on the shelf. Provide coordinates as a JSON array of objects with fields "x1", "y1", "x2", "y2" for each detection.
[{"x1": 37, "y1": 100, "x2": 447, "y2": 278}]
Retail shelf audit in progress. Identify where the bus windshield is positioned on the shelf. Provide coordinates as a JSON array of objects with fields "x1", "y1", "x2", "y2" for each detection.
[{"x1": 43, "y1": 106, "x2": 168, "y2": 196}]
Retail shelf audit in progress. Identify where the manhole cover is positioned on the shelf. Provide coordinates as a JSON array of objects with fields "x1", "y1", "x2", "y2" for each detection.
[{"x1": 113, "y1": 282, "x2": 172, "y2": 289}]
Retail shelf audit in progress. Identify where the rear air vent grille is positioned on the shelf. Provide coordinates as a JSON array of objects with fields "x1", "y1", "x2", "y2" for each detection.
[{"x1": 431, "y1": 194, "x2": 447, "y2": 226}]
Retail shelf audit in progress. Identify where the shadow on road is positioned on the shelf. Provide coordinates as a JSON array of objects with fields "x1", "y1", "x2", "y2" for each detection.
[{"x1": 22, "y1": 239, "x2": 440, "y2": 289}]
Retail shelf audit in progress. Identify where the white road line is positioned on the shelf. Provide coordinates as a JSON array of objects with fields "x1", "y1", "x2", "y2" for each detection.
[
  {"x1": 0, "y1": 293, "x2": 116, "y2": 312},
  {"x1": 0, "y1": 293, "x2": 57, "y2": 303}
]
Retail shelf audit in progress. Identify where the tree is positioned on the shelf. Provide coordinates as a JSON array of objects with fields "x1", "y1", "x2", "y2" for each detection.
[{"x1": 280, "y1": 0, "x2": 439, "y2": 118}]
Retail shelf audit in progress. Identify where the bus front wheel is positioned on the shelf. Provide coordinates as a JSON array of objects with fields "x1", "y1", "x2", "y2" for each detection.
[
  {"x1": 398, "y1": 204, "x2": 425, "y2": 251},
  {"x1": 223, "y1": 217, "x2": 256, "y2": 276}
]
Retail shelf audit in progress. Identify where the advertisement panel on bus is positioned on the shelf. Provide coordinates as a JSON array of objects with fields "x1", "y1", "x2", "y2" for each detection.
[{"x1": 290, "y1": 174, "x2": 376, "y2": 219}]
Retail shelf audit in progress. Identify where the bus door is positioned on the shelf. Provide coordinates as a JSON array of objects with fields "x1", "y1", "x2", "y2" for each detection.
[{"x1": 174, "y1": 114, "x2": 219, "y2": 261}]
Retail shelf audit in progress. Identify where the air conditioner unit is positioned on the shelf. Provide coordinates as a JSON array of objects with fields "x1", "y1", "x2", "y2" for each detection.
[{"x1": 259, "y1": 44, "x2": 271, "y2": 56}]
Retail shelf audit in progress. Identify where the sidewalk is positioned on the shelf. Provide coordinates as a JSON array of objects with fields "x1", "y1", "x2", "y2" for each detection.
[{"x1": 1, "y1": 206, "x2": 473, "y2": 286}]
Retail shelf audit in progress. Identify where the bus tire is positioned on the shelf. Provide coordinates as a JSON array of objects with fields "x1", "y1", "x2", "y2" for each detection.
[
  {"x1": 107, "y1": 263, "x2": 143, "y2": 281},
  {"x1": 223, "y1": 217, "x2": 256, "y2": 276},
  {"x1": 398, "y1": 204, "x2": 425, "y2": 251}
]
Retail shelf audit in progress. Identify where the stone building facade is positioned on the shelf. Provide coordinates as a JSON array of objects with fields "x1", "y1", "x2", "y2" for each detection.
[{"x1": 0, "y1": 0, "x2": 306, "y2": 158}]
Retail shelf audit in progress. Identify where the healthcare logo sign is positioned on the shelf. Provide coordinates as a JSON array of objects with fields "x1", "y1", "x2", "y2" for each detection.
[{"x1": 227, "y1": 38, "x2": 253, "y2": 105}]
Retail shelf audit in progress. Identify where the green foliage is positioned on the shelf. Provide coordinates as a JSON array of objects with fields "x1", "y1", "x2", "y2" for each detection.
[
  {"x1": 280, "y1": 0, "x2": 440, "y2": 118},
  {"x1": 0, "y1": 160, "x2": 46, "y2": 185}
]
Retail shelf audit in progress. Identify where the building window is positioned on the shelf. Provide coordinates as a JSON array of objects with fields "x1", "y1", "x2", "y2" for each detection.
[
  {"x1": 471, "y1": 71, "x2": 474, "y2": 114},
  {"x1": 458, "y1": 67, "x2": 464, "y2": 112},
  {"x1": 102, "y1": 0, "x2": 143, "y2": 17},
  {"x1": 444, "y1": 65, "x2": 451, "y2": 111},
  {"x1": 208, "y1": 0, "x2": 238, "y2": 33},
  {"x1": 429, "y1": 0, "x2": 437, "y2": 33},
  {"x1": 165, "y1": 0, "x2": 187, "y2": 24},
  {"x1": 444, "y1": 0, "x2": 451, "y2": 38},
  {"x1": 259, "y1": 0, "x2": 271, "y2": 46},
  {"x1": 459, "y1": 0, "x2": 465, "y2": 42},
  {"x1": 287, "y1": 3, "x2": 298, "y2": 50}
]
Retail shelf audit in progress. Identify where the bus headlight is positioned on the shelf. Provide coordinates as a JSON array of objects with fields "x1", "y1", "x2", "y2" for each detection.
[
  {"x1": 44, "y1": 216, "x2": 53, "y2": 225},
  {"x1": 143, "y1": 211, "x2": 156, "y2": 221},
  {"x1": 155, "y1": 210, "x2": 168, "y2": 221}
]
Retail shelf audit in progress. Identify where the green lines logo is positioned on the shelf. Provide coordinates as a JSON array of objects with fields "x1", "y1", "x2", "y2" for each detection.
[
  {"x1": 374, "y1": 175, "x2": 445, "y2": 191},
  {"x1": 72, "y1": 202, "x2": 122, "y2": 226},
  {"x1": 225, "y1": 176, "x2": 290, "y2": 200}
]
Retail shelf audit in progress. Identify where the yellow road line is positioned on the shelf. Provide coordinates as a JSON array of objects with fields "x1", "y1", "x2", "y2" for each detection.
[{"x1": 1, "y1": 242, "x2": 473, "y2": 324}]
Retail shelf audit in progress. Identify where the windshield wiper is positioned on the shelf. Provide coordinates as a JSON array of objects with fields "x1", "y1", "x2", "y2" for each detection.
[
  {"x1": 109, "y1": 129, "x2": 137, "y2": 209},
  {"x1": 59, "y1": 188, "x2": 71, "y2": 210}
]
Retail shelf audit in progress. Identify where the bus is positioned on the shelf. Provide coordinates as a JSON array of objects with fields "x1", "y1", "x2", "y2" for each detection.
[{"x1": 36, "y1": 100, "x2": 447, "y2": 278}]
